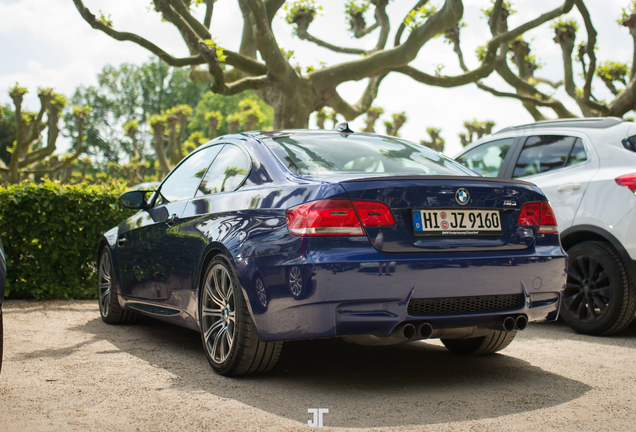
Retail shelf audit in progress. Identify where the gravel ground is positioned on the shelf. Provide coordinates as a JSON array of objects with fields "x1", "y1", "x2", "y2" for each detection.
[{"x1": 0, "y1": 299, "x2": 635, "y2": 431}]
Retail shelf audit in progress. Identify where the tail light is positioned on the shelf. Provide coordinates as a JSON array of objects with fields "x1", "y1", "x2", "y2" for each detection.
[
  {"x1": 615, "y1": 173, "x2": 636, "y2": 194},
  {"x1": 286, "y1": 199, "x2": 395, "y2": 236},
  {"x1": 351, "y1": 200, "x2": 396, "y2": 227},
  {"x1": 518, "y1": 201, "x2": 558, "y2": 234}
]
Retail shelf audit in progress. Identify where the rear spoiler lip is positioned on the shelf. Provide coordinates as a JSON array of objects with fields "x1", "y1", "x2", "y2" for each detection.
[{"x1": 340, "y1": 175, "x2": 537, "y2": 187}]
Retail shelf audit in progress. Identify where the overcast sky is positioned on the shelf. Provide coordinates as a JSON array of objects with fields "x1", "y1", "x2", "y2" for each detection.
[{"x1": 0, "y1": 0, "x2": 632, "y2": 156}]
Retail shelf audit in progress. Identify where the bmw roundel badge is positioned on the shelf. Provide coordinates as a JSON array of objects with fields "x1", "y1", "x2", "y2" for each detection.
[{"x1": 456, "y1": 188, "x2": 469, "y2": 205}]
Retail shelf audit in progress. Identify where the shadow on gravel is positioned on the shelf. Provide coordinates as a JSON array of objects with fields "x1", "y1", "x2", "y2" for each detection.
[
  {"x1": 47, "y1": 315, "x2": 592, "y2": 429},
  {"x1": 522, "y1": 319, "x2": 636, "y2": 347}
]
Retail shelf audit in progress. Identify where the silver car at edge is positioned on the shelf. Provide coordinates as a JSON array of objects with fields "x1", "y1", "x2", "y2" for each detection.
[{"x1": 455, "y1": 117, "x2": 636, "y2": 335}]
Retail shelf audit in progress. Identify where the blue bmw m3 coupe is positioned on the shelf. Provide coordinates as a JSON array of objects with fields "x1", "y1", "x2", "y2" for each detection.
[{"x1": 98, "y1": 127, "x2": 567, "y2": 376}]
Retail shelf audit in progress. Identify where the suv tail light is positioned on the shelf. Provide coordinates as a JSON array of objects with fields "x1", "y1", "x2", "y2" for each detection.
[
  {"x1": 518, "y1": 201, "x2": 558, "y2": 234},
  {"x1": 286, "y1": 199, "x2": 395, "y2": 236},
  {"x1": 615, "y1": 173, "x2": 636, "y2": 194}
]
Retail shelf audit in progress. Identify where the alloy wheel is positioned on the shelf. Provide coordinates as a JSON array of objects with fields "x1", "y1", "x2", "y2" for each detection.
[
  {"x1": 201, "y1": 264, "x2": 236, "y2": 364},
  {"x1": 98, "y1": 251, "x2": 112, "y2": 318},
  {"x1": 563, "y1": 255, "x2": 611, "y2": 324}
]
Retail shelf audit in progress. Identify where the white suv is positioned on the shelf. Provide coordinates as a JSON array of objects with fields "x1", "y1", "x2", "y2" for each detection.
[{"x1": 455, "y1": 117, "x2": 636, "y2": 335}]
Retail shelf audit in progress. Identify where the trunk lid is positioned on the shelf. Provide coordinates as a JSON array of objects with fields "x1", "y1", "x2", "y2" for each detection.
[{"x1": 339, "y1": 176, "x2": 545, "y2": 253}]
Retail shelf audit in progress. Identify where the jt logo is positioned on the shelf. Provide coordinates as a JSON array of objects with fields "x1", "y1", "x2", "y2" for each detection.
[{"x1": 308, "y1": 408, "x2": 329, "y2": 428}]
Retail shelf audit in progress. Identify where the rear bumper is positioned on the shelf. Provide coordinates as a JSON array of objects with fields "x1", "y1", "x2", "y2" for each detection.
[{"x1": 237, "y1": 244, "x2": 567, "y2": 342}]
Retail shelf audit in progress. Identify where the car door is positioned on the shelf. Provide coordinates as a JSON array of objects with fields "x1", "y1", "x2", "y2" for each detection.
[
  {"x1": 177, "y1": 143, "x2": 253, "y2": 291},
  {"x1": 455, "y1": 137, "x2": 518, "y2": 178},
  {"x1": 503, "y1": 134, "x2": 597, "y2": 230},
  {"x1": 117, "y1": 144, "x2": 223, "y2": 299}
]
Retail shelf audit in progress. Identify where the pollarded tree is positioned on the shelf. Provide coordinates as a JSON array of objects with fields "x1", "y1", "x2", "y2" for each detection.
[
  {"x1": 458, "y1": 1, "x2": 636, "y2": 119},
  {"x1": 0, "y1": 84, "x2": 89, "y2": 184},
  {"x1": 458, "y1": 119, "x2": 495, "y2": 147},
  {"x1": 421, "y1": 127, "x2": 445, "y2": 152},
  {"x1": 72, "y1": 0, "x2": 575, "y2": 128}
]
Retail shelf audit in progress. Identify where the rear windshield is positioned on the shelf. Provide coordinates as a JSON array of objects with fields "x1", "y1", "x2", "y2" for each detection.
[{"x1": 266, "y1": 134, "x2": 477, "y2": 176}]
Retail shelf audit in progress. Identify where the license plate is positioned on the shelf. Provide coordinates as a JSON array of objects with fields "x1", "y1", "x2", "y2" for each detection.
[{"x1": 412, "y1": 209, "x2": 502, "y2": 236}]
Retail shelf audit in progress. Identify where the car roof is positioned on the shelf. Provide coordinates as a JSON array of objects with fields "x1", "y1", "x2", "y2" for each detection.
[{"x1": 495, "y1": 117, "x2": 625, "y2": 134}]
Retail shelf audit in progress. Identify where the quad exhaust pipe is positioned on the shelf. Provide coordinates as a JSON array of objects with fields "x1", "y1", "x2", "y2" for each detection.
[
  {"x1": 391, "y1": 322, "x2": 433, "y2": 341},
  {"x1": 485, "y1": 315, "x2": 529, "y2": 332}
]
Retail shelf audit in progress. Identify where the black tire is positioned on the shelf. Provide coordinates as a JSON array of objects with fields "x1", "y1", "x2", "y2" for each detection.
[
  {"x1": 199, "y1": 254, "x2": 282, "y2": 376},
  {"x1": 561, "y1": 241, "x2": 636, "y2": 335},
  {"x1": 98, "y1": 248, "x2": 136, "y2": 324},
  {"x1": 441, "y1": 330, "x2": 517, "y2": 355}
]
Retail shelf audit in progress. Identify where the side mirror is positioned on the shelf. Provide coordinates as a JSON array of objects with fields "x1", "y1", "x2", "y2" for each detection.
[{"x1": 119, "y1": 190, "x2": 151, "y2": 210}]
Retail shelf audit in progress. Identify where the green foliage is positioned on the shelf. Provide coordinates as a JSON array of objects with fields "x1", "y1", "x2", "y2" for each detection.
[
  {"x1": 98, "y1": 10, "x2": 113, "y2": 26},
  {"x1": 123, "y1": 119, "x2": 139, "y2": 132},
  {"x1": 404, "y1": 4, "x2": 438, "y2": 32},
  {"x1": 475, "y1": 44, "x2": 488, "y2": 62},
  {"x1": 619, "y1": 1, "x2": 636, "y2": 24},
  {"x1": 204, "y1": 38, "x2": 227, "y2": 62},
  {"x1": 280, "y1": 47, "x2": 295, "y2": 60},
  {"x1": 149, "y1": 113, "x2": 167, "y2": 127},
  {"x1": 9, "y1": 82, "x2": 28, "y2": 97},
  {"x1": 204, "y1": 110, "x2": 223, "y2": 124},
  {"x1": 0, "y1": 104, "x2": 16, "y2": 165},
  {"x1": 368, "y1": 106, "x2": 384, "y2": 115},
  {"x1": 189, "y1": 91, "x2": 273, "y2": 137},
  {"x1": 67, "y1": 57, "x2": 208, "y2": 166},
  {"x1": 481, "y1": 1, "x2": 516, "y2": 19},
  {"x1": 345, "y1": 1, "x2": 369, "y2": 16},
  {"x1": 0, "y1": 181, "x2": 134, "y2": 299},
  {"x1": 393, "y1": 112, "x2": 407, "y2": 123},
  {"x1": 226, "y1": 112, "x2": 242, "y2": 124},
  {"x1": 596, "y1": 61, "x2": 629, "y2": 83},
  {"x1": 551, "y1": 17, "x2": 579, "y2": 32},
  {"x1": 284, "y1": 0, "x2": 322, "y2": 24}
]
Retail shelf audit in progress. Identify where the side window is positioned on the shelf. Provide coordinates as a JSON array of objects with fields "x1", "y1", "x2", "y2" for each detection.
[
  {"x1": 566, "y1": 138, "x2": 588, "y2": 167},
  {"x1": 513, "y1": 135, "x2": 578, "y2": 178},
  {"x1": 157, "y1": 145, "x2": 223, "y2": 204},
  {"x1": 197, "y1": 144, "x2": 250, "y2": 196},
  {"x1": 456, "y1": 138, "x2": 514, "y2": 177}
]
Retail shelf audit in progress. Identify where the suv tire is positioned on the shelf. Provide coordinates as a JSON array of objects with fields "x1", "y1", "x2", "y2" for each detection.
[{"x1": 561, "y1": 241, "x2": 636, "y2": 335}]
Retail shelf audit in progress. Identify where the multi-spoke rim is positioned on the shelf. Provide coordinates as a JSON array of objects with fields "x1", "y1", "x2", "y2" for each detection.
[
  {"x1": 255, "y1": 278, "x2": 267, "y2": 307},
  {"x1": 289, "y1": 266, "x2": 303, "y2": 297},
  {"x1": 98, "y1": 251, "x2": 112, "y2": 317},
  {"x1": 563, "y1": 255, "x2": 611, "y2": 324},
  {"x1": 202, "y1": 264, "x2": 236, "y2": 364}
]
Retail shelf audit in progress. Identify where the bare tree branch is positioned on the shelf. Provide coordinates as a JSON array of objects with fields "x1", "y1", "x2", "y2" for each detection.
[
  {"x1": 327, "y1": 74, "x2": 387, "y2": 121},
  {"x1": 72, "y1": 0, "x2": 205, "y2": 67},
  {"x1": 533, "y1": 77, "x2": 564, "y2": 89},
  {"x1": 371, "y1": 0, "x2": 390, "y2": 52},
  {"x1": 574, "y1": 0, "x2": 604, "y2": 112},
  {"x1": 243, "y1": 0, "x2": 298, "y2": 90},
  {"x1": 203, "y1": 0, "x2": 214, "y2": 29}
]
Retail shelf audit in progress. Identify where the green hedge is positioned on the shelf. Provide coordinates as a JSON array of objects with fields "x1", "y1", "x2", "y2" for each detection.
[{"x1": 0, "y1": 181, "x2": 134, "y2": 299}]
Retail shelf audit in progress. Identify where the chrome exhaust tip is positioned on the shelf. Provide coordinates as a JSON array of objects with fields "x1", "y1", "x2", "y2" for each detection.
[
  {"x1": 503, "y1": 316, "x2": 516, "y2": 332},
  {"x1": 402, "y1": 323, "x2": 416, "y2": 340},
  {"x1": 418, "y1": 322, "x2": 433, "y2": 339},
  {"x1": 515, "y1": 315, "x2": 528, "y2": 331}
]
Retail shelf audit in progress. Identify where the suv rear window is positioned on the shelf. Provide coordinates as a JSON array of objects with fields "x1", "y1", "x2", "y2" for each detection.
[{"x1": 266, "y1": 134, "x2": 476, "y2": 177}]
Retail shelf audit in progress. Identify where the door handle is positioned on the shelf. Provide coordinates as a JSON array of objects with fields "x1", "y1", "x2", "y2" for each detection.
[
  {"x1": 557, "y1": 183, "x2": 581, "y2": 192},
  {"x1": 117, "y1": 237, "x2": 127, "y2": 247},
  {"x1": 166, "y1": 213, "x2": 180, "y2": 226}
]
